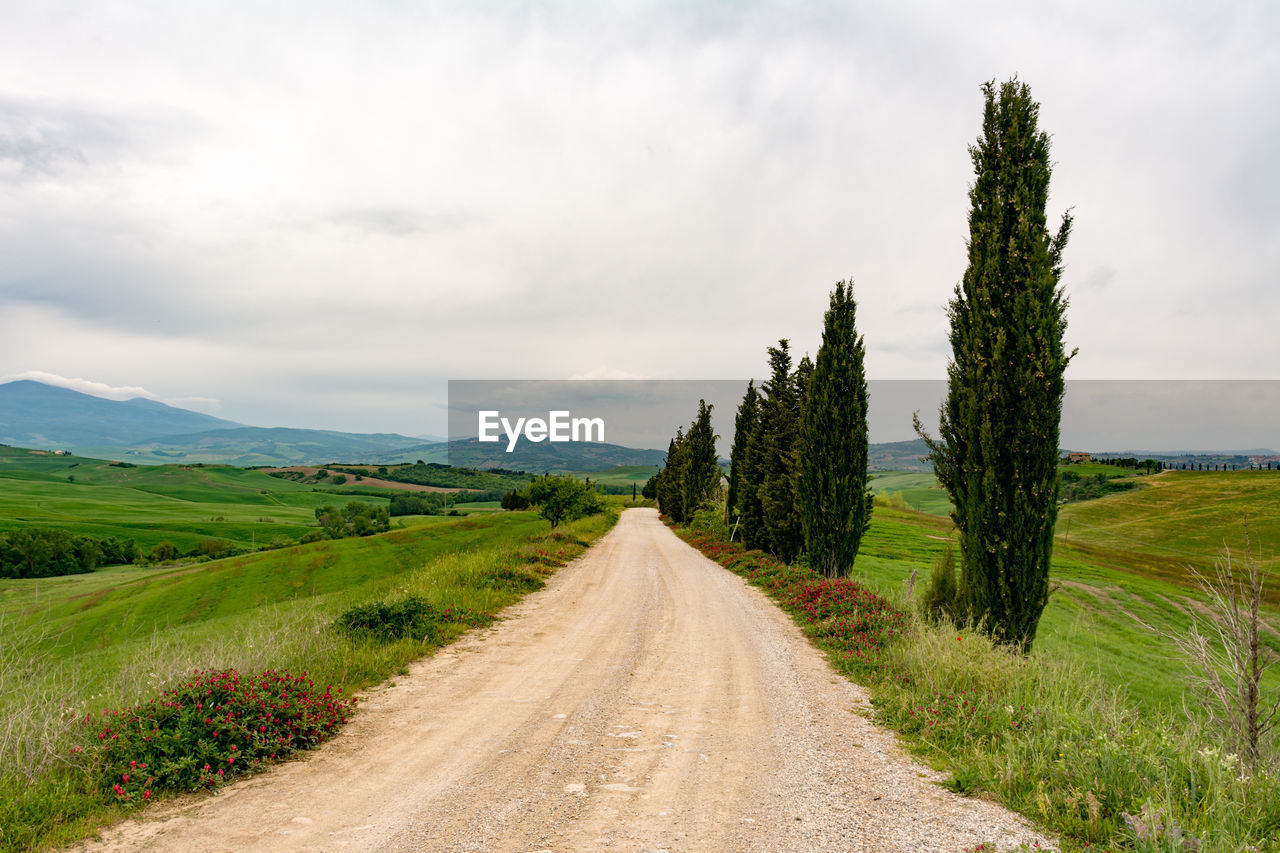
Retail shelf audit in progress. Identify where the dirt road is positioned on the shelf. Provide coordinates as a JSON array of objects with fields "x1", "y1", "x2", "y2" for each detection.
[{"x1": 72, "y1": 509, "x2": 1051, "y2": 852}]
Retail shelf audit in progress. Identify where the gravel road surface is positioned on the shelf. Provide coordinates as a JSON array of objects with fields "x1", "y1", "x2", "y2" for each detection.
[{"x1": 69, "y1": 508, "x2": 1052, "y2": 852}]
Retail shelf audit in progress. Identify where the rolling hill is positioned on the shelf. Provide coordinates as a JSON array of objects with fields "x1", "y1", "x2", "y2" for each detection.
[{"x1": 0, "y1": 380, "x2": 242, "y2": 448}]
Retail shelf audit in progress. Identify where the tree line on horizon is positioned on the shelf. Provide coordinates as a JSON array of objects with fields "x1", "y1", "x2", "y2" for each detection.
[{"x1": 655, "y1": 77, "x2": 1073, "y2": 654}]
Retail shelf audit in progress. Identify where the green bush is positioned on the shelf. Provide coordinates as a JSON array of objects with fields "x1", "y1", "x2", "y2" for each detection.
[
  {"x1": 522, "y1": 476, "x2": 604, "y2": 528},
  {"x1": 688, "y1": 504, "x2": 730, "y2": 538},
  {"x1": 148, "y1": 541, "x2": 178, "y2": 563},
  {"x1": 920, "y1": 546, "x2": 961, "y2": 625},
  {"x1": 333, "y1": 596, "x2": 491, "y2": 642},
  {"x1": 334, "y1": 596, "x2": 438, "y2": 641},
  {"x1": 314, "y1": 502, "x2": 390, "y2": 539}
]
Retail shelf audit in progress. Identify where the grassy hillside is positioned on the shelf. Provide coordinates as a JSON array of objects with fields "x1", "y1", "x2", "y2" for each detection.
[
  {"x1": 0, "y1": 508, "x2": 617, "y2": 851},
  {"x1": 1058, "y1": 469, "x2": 1280, "y2": 589},
  {"x1": 868, "y1": 470, "x2": 952, "y2": 515},
  {"x1": 850, "y1": 470, "x2": 1280, "y2": 715},
  {"x1": 0, "y1": 446, "x2": 387, "y2": 551}
]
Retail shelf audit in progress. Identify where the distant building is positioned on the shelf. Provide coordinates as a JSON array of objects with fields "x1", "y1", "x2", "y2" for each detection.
[{"x1": 1065, "y1": 452, "x2": 1091, "y2": 464}]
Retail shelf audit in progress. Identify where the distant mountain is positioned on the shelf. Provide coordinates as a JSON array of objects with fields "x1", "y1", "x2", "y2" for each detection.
[
  {"x1": 2, "y1": 380, "x2": 672, "y2": 468},
  {"x1": 0, "y1": 380, "x2": 242, "y2": 448},
  {"x1": 869, "y1": 438, "x2": 932, "y2": 472},
  {"x1": 118, "y1": 427, "x2": 426, "y2": 467}
]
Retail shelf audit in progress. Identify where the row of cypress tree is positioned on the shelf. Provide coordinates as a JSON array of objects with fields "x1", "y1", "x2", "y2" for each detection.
[
  {"x1": 656, "y1": 280, "x2": 874, "y2": 578},
  {"x1": 652, "y1": 399, "x2": 720, "y2": 524},
  {"x1": 728, "y1": 282, "x2": 873, "y2": 575},
  {"x1": 660, "y1": 78, "x2": 1074, "y2": 653}
]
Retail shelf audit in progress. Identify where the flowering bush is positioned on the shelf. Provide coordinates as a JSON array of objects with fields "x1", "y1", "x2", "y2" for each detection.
[{"x1": 89, "y1": 669, "x2": 354, "y2": 804}]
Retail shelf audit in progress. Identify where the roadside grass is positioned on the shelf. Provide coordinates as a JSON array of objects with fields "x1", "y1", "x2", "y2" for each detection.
[
  {"x1": 677, "y1": 475, "x2": 1280, "y2": 851},
  {"x1": 0, "y1": 509, "x2": 615, "y2": 852}
]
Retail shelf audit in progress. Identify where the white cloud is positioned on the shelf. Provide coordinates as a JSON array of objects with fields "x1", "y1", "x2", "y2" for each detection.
[
  {"x1": 0, "y1": 1, "x2": 1276, "y2": 436},
  {"x1": 0, "y1": 370, "x2": 158, "y2": 401}
]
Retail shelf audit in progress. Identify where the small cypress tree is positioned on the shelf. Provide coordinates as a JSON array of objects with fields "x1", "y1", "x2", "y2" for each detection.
[
  {"x1": 727, "y1": 380, "x2": 759, "y2": 526},
  {"x1": 657, "y1": 430, "x2": 689, "y2": 522},
  {"x1": 917, "y1": 78, "x2": 1074, "y2": 653},
  {"x1": 793, "y1": 354, "x2": 814, "y2": 416},
  {"x1": 682, "y1": 400, "x2": 719, "y2": 517},
  {"x1": 738, "y1": 389, "x2": 768, "y2": 551},
  {"x1": 798, "y1": 281, "x2": 873, "y2": 578},
  {"x1": 758, "y1": 340, "x2": 804, "y2": 563}
]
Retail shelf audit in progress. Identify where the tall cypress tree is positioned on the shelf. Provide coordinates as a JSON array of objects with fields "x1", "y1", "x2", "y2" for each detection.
[
  {"x1": 918, "y1": 78, "x2": 1074, "y2": 653},
  {"x1": 758, "y1": 340, "x2": 804, "y2": 563},
  {"x1": 798, "y1": 281, "x2": 873, "y2": 578},
  {"x1": 682, "y1": 400, "x2": 719, "y2": 517},
  {"x1": 727, "y1": 381, "x2": 759, "y2": 527}
]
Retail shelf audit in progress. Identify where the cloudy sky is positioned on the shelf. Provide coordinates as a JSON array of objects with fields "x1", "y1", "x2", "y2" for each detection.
[{"x1": 2, "y1": 1, "x2": 1276, "y2": 437}]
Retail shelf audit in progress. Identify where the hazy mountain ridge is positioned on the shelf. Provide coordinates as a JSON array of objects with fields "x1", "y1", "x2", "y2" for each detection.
[
  {"x1": 1, "y1": 381, "x2": 668, "y2": 469},
  {"x1": 0, "y1": 380, "x2": 242, "y2": 447},
  {"x1": 8, "y1": 381, "x2": 1272, "y2": 471}
]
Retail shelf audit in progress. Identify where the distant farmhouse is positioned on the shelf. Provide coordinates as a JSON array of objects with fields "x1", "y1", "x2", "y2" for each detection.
[{"x1": 1065, "y1": 452, "x2": 1092, "y2": 464}]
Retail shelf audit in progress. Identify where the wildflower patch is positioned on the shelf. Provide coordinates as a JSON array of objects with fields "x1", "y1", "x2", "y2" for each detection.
[{"x1": 90, "y1": 669, "x2": 354, "y2": 804}]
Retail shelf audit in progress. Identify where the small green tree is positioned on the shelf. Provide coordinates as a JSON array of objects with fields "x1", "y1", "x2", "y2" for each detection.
[
  {"x1": 641, "y1": 473, "x2": 658, "y2": 499},
  {"x1": 657, "y1": 430, "x2": 689, "y2": 522},
  {"x1": 727, "y1": 380, "x2": 759, "y2": 526},
  {"x1": 917, "y1": 77, "x2": 1074, "y2": 653},
  {"x1": 682, "y1": 400, "x2": 719, "y2": 517},
  {"x1": 149, "y1": 541, "x2": 179, "y2": 563},
  {"x1": 524, "y1": 475, "x2": 603, "y2": 528},
  {"x1": 797, "y1": 281, "x2": 873, "y2": 578}
]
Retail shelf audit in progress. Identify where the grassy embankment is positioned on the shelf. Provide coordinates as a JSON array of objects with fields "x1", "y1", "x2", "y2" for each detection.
[
  {"x1": 681, "y1": 468, "x2": 1280, "y2": 851},
  {"x1": 0, "y1": 504, "x2": 616, "y2": 852}
]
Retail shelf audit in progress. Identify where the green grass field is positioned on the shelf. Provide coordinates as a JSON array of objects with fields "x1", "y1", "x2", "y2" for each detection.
[
  {"x1": 0, "y1": 446, "x2": 390, "y2": 552},
  {"x1": 868, "y1": 470, "x2": 952, "y2": 515},
  {"x1": 575, "y1": 465, "x2": 659, "y2": 489},
  {"x1": 0, "y1": 507, "x2": 617, "y2": 851},
  {"x1": 849, "y1": 470, "x2": 1280, "y2": 717}
]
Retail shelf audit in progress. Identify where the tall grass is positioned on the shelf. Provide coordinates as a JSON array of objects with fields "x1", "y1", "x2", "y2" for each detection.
[{"x1": 0, "y1": 510, "x2": 614, "y2": 852}]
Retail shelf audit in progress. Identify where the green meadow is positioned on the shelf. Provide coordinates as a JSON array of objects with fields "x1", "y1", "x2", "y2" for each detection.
[
  {"x1": 868, "y1": 470, "x2": 953, "y2": 515},
  {"x1": 0, "y1": 446, "x2": 393, "y2": 552},
  {"x1": 851, "y1": 470, "x2": 1280, "y2": 716},
  {"x1": 0, "y1": 505, "x2": 616, "y2": 851}
]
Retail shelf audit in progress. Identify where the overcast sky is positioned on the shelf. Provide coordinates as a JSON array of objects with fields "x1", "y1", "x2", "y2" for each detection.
[{"x1": 2, "y1": 1, "x2": 1276, "y2": 438}]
